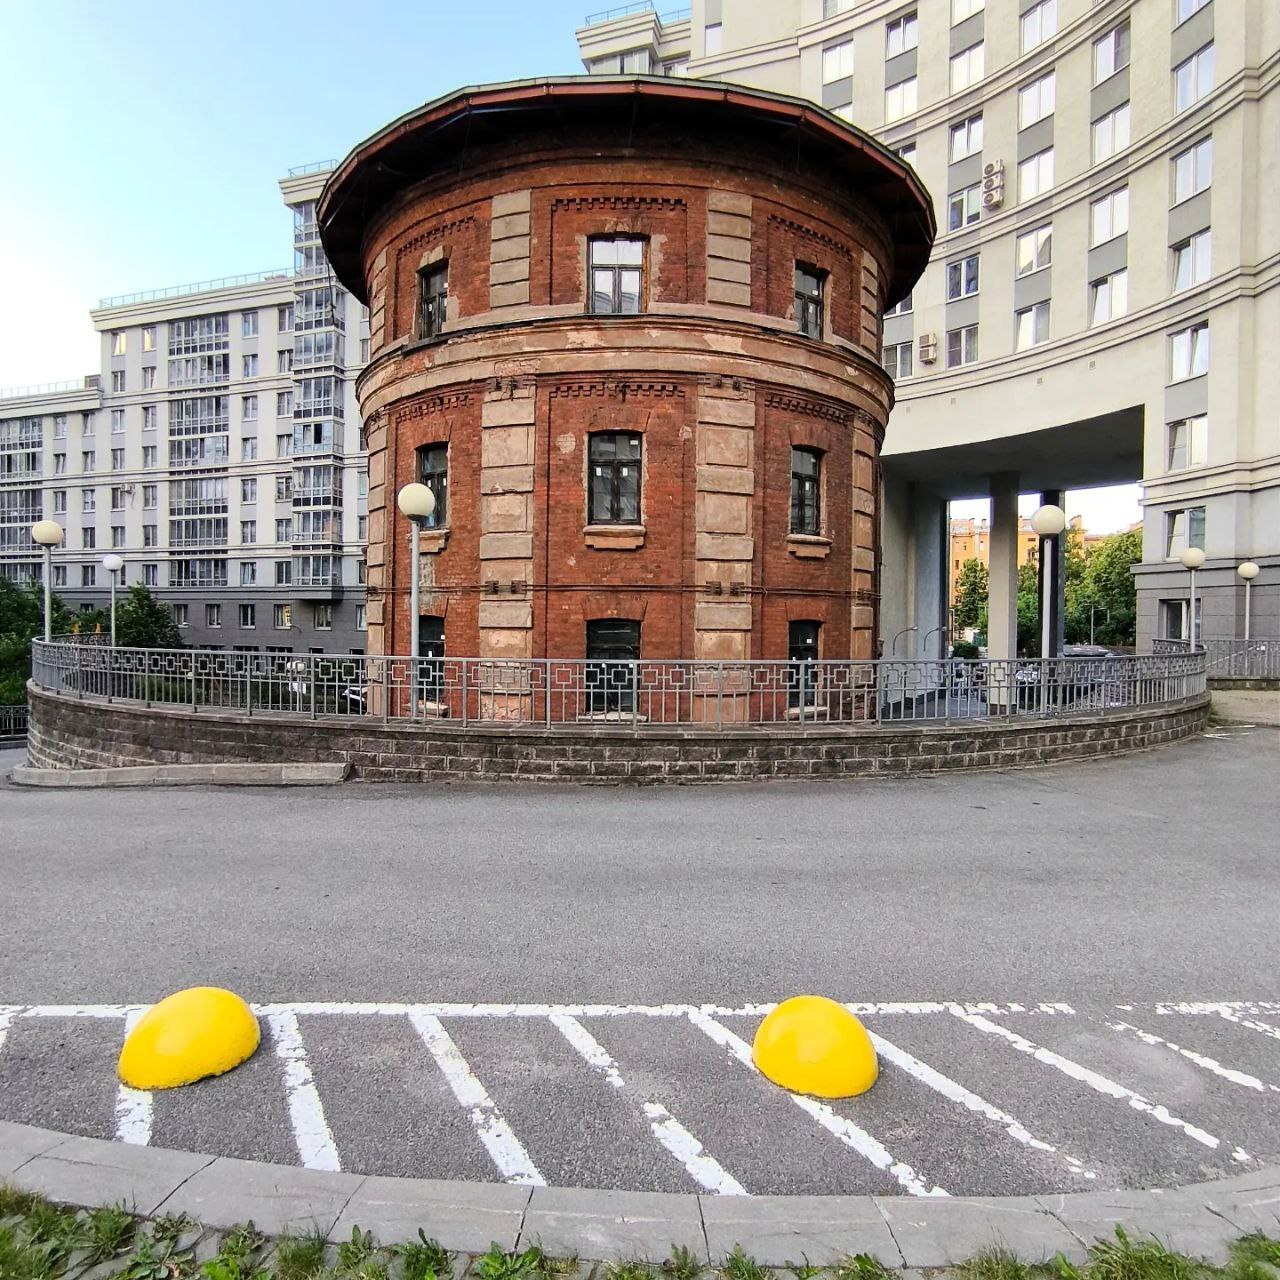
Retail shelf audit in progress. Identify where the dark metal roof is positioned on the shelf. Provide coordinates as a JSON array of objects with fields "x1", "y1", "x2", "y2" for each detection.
[{"x1": 317, "y1": 76, "x2": 935, "y2": 308}]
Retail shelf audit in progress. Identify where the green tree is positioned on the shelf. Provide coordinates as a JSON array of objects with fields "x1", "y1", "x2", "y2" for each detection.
[
  {"x1": 1016, "y1": 560, "x2": 1041, "y2": 655},
  {"x1": 0, "y1": 579, "x2": 77, "y2": 705},
  {"x1": 1070, "y1": 528, "x2": 1142, "y2": 647},
  {"x1": 953, "y1": 558, "x2": 989, "y2": 631},
  {"x1": 112, "y1": 585, "x2": 185, "y2": 650}
]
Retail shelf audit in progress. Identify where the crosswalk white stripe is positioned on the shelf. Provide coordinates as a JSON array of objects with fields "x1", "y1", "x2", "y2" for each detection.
[
  {"x1": 1106, "y1": 1019, "x2": 1280, "y2": 1094},
  {"x1": 687, "y1": 1010, "x2": 947, "y2": 1198},
  {"x1": 113, "y1": 1008, "x2": 152, "y2": 1146},
  {"x1": 953, "y1": 1007, "x2": 1239, "y2": 1155},
  {"x1": 265, "y1": 1011, "x2": 342, "y2": 1172},
  {"x1": 550, "y1": 1013, "x2": 746, "y2": 1196},
  {"x1": 864, "y1": 1026, "x2": 1095, "y2": 1180},
  {"x1": 407, "y1": 1012, "x2": 545, "y2": 1187},
  {"x1": 0, "y1": 1007, "x2": 18, "y2": 1054}
]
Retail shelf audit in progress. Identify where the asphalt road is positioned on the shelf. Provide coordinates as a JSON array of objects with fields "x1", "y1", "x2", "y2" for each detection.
[{"x1": 1, "y1": 727, "x2": 1277, "y2": 1197}]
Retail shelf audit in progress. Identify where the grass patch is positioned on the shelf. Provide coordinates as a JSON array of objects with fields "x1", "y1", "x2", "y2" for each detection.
[
  {"x1": 473, "y1": 1245, "x2": 546, "y2": 1280},
  {"x1": 665, "y1": 1246, "x2": 703, "y2": 1280},
  {"x1": 276, "y1": 1229, "x2": 330, "y2": 1280},
  {"x1": 722, "y1": 1247, "x2": 772, "y2": 1280}
]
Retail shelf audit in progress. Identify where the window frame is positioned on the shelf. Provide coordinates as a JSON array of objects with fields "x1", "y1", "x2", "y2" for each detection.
[
  {"x1": 1091, "y1": 102, "x2": 1131, "y2": 163},
  {"x1": 1090, "y1": 187, "x2": 1130, "y2": 245},
  {"x1": 588, "y1": 237, "x2": 645, "y2": 316},
  {"x1": 950, "y1": 42, "x2": 985, "y2": 93},
  {"x1": 794, "y1": 264, "x2": 825, "y2": 339},
  {"x1": 1174, "y1": 44, "x2": 1215, "y2": 113},
  {"x1": 946, "y1": 324, "x2": 979, "y2": 368},
  {"x1": 1170, "y1": 322, "x2": 1210, "y2": 381},
  {"x1": 1167, "y1": 414, "x2": 1207, "y2": 471},
  {"x1": 946, "y1": 254, "x2": 980, "y2": 300},
  {"x1": 1014, "y1": 301, "x2": 1051, "y2": 350},
  {"x1": 884, "y1": 76, "x2": 918, "y2": 122},
  {"x1": 587, "y1": 432, "x2": 643, "y2": 526},
  {"x1": 1093, "y1": 22, "x2": 1131, "y2": 85},
  {"x1": 948, "y1": 184, "x2": 981, "y2": 231},
  {"x1": 949, "y1": 114, "x2": 984, "y2": 162},
  {"x1": 1089, "y1": 269, "x2": 1128, "y2": 326},
  {"x1": 1015, "y1": 224, "x2": 1053, "y2": 276},
  {"x1": 1173, "y1": 137, "x2": 1212, "y2": 204},
  {"x1": 1172, "y1": 230, "x2": 1211, "y2": 292},
  {"x1": 416, "y1": 261, "x2": 449, "y2": 340},
  {"x1": 1018, "y1": 148, "x2": 1055, "y2": 201},
  {"x1": 416, "y1": 443, "x2": 448, "y2": 529},
  {"x1": 1020, "y1": 0, "x2": 1056, "y2": 53},
  {"x1": 885, "y1": 11, "x2": 918, "y2": 58},
  {"x1": 790, "y1": 447, "x2": 822, "y2": 537},
  {"x1": 1018, "y1": 71, "x2": 1056, "y2": 129}
]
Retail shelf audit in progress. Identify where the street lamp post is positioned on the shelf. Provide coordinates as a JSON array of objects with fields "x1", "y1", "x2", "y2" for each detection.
[
  {"x1": 102, "y1": 554, "x2": 124, "y2": 647},
  {"x1": 1030, "y1": 504, "x2": 1067, "y2": 659},
  {"x1": 30, "y1": 520, "x2": 64, "y2": 643},
  {"x1": 1179, "y1": 546, "x2": 1206, "y2": 647},
  {"x1": 396, "y1": 483, "x2": 437, "y2": 710},
  {"x1": 1237, "y1": 561, "x2": 1260, "y2": 643}
]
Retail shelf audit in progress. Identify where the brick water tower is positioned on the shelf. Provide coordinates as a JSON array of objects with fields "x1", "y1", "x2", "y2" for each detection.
[{"x1": 318, "y1": 77, "x2": 933, "y2": 670}]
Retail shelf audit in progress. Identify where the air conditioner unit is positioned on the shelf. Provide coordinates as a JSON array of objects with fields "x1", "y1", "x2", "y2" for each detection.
[
  {"x1": 982, "y1": 188, "x2": 1004, "y2": 210},
  {"x1": 982, "y1": 160, "x2": 1005, "y2": 180},
  {"x1": 918, "y1": 333, "x2": 938, "y2": 364},
  {"x1": 981, "y1": 159, "x2": 1005, "y2": 211}
]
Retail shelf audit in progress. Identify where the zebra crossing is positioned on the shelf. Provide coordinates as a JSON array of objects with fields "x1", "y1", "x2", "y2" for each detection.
[{"x1": 2, "y1": 999, "x2": 1278, "y2": 1197}]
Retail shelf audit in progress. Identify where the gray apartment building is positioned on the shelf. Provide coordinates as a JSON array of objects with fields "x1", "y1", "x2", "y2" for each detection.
[
  {"x1": 576, "y1": 0, "x2": 1280, "y2": 652},
  {"x1": 0, "y1": 166, "x2": 369, "y2": 653}
]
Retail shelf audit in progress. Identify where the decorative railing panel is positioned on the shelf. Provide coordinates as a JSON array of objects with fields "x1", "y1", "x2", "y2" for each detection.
[{"x1": 30, "y1": 642, "x2": 1207, "y2": 732}]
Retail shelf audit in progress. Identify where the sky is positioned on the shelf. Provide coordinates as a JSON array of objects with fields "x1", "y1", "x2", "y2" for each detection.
[{"x1": 0, "y1": 0, "x2": 1140, "y2": 533}]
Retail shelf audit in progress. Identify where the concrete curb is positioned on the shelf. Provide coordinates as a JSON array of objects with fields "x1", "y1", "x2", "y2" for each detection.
[
  {"x1": 8, "y1": 762, "x2": 350, "y2": 787},
  {"x1": 2, "y1": 1122, "x2": 1278, "y2": 1267}
]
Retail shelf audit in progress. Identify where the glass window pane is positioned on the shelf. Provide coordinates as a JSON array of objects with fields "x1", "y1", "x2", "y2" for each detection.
[
  {"x1": 619, "y1": 270, "x2": 641, "y2": 312},
  {"x1": 591, "y1": 240, "x2": 618, "y2": 266},
  {"x1": 617, "y1": 240, "x2": 644, "y2": 266}
]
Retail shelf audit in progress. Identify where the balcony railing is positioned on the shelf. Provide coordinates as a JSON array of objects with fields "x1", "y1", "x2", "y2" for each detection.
[
  {"x1": 1201, "y1": 637, "x2": 1280, "y2": 680},
  {"x1": 583, "y1": 2, "x2": 689, "y2": 25},
  {"x1": 31, "y1": 642, "x2": 1207, "y2": 731},
  {"x1": 98, "y1": 271, "x2": 292, "y2": 309}
]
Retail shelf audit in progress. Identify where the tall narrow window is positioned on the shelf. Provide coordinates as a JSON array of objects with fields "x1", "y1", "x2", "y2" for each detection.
[
  {"x1": 585, "y1": 619, "x2": 640, "y2": 713},
  {"x1": 788, "y1": 620, "x2": 821, "y2": 708},
  {"x1": 1167, "y1": 415, "x2": 1207, "y2": 470},
  {"x1": 794, "y1": 266, "x2": 824, "y2": 339},
  {"x1": 1172, "y1": 230, "x2": 1212, "y2": 291},
  {"x1": 417, "y1": 262, "x2": 448, "y2": 339},
  {"x1": 790, "y1": 447, "x2": 822, "y2": 536},
  {"x1": 1015, "y1": 225, "x2": 1053, "y2": 276},
  {"x1": 1093, "y1": 22, "x2": 1130, "y2": 84},
  {"x1": 417, "y1": 615, "x2": 445, "y2": 703},
  {"x1": 1173, "y1": 137, "x2": 1212, "y2": 203},
  {"x1": 1015, "y1": 302, "x2": 1051, "y2": 350},
  {"x1": 946, "y1": 255, "x2": 979, "y2": 300},
  {"x1": 1174, "y1": 44, "x2": 1214, "y2": 112},
  {"x1": 588, "y1": 433, "x2": 642, "y2": 525},
  {"x1": 416, "y1": 443, "x2": 448, "y2": 528},
  {"x1": 589, "y1": 238, "x2": 644, "y2": 314}
]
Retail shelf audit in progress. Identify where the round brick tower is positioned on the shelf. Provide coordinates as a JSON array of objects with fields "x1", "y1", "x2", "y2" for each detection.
[{"x1": 319, "y1": 77, "x2": 933, "y2": 670}]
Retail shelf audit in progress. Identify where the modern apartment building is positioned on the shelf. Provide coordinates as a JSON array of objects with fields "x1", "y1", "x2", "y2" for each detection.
[
  {"x1": 0, "y1": 166, "x2": 369, "y2": 653},
  {"x1": 577, "y1": 0, "x2": 1280, "y2": 652}
]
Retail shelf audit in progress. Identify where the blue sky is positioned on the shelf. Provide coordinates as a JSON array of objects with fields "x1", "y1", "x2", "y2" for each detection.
[{"x1": 0, "y1": 0, "x2": 590, "y2": 386}]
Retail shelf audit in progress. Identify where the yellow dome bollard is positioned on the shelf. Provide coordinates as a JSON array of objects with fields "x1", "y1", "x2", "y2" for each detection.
[
  {"x1": 752, "y1": 995, "x2": 878, "y2": 1099},
  {"x1": 118, "y1": 987, "x2": 260, "y2": 1090}
]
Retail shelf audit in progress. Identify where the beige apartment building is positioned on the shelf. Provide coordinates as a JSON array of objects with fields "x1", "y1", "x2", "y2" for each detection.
[{"x1": 577, "y1": 0, "x2": 1279, "y2": 654}]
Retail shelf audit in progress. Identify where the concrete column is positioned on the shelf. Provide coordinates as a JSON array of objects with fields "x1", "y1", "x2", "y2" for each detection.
[
  {"x1": 987, "y1": 474, "x2": 1020, "y2": 666},
  {"x1": 1038, "y1": 488, "x2": 1065, "y2": 656}
]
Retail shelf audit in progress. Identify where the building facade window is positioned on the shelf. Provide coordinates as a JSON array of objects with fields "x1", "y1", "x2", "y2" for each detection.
[
  {"x1": 81, "y1": 565, "x2": 95, "y2": 587},
  {"x1": 1090, "y1": 188, "x2": 1129, "y2": 244},
  {"x1": 276, "y1": 391, "x2": 293, "y2": 416},
  {"x1": 1092, "y1": 103, "x2": 1131, "y2": 162},
  {"x1": 947, "y1": 324, "x2": 979, "y2": 367},
  {"x1": 275, "y1": 518, "x2": 292, "y2": 542},
  {"x1": 142, "y1": 326, "x2": 155, "y2": 352},
  {"x1": 53, "y1": 490, "x2": 66, "y2": 514},
  {"x1": 241, "y1": 478, "x2": 257, "y2": 502},
  {"x1": 242, "y1": 395, "x2": 258, "y2": 421},
  {"x1": 241, "y1": 520, "x2": 257, "y2": 544},
  {"x1": 790, "y1": 448, "x2": 821, "y2": 536},
  {"x1": 949, "y1": 114, "x2": 983, "y2": 162},
  {"x1": 1165, "y1": 506, "x2": 1206, "y2": 557},
  {"x1": 173, "y1": 603, "x2": 189, "y2": 627},
  {"x1": 1175, "y1": 45, "x2": 1215, "y2": 112},
  {"x1": 1173, "y1": 137, "x2": 1212, "y2": 203},
  {"x1": 1093, "y1": 22, "x2": 1130, "y2": 84},
  {"x1": 1090, "y1": 270, "x2": 1128, "y2": 325},
  {"x1": 242, "y1": 312, "x2": 259, "y2": 338},
  {"x1": 885, "y1": 12, "x2": 917, "y2": 57},
  {"x1": 416, "y1": 443, "x2": 448, "y2": 528},
  {"x1": 704, "y1": 23, "x2": 722, "y2": 53},
  {"x1": 794, "y1": 265, "x2": 824, "y2": 338},
  {"x1": 822, "y1": 39, "x2": 853, "y2": 83},
  {"x1": 278, "y1": 304, "x2": 294, "y2": 331},
  {"x1": 948, "y1": 184, "x2": 981, "y2": 230},
  {"x1": 1015, "y1": 224, "x2": 1052, "y2": 275},
  {"x1": 111, "y1": 332, "x2": 126, "y2": 355},
  {"x1": 142, "y1": 405, "x2": 157, "y2": 430},
  {"x1": 885, "y1": 292, "x2": 913, "y2": 317},
  {"x1": 239, "y1": 604, "x2": 256, "y2": 629},
  {"x1": 274, "y1": 604, "x2": 292, "y2": 629},
  {"x1": 787, "y1": 620, "x2": 820, "y2": 708},
  {"x1": 242, "y1": 438, "x2": 259, "y2": 461},
  {"x1": 952, "y1": 0, "x2": 983, "y2": 22},
  {"x1": 1172, "y1": 230, "x2": 1211, "y2": 291},
  {"x1": 111, "y1": 526, "x2": 125, "y2": 548},
  {"x1": 414, "y1": 261, "x2": 448, "y2": 340},
  {"x1": 53, "y1": 414, "x2": 67, "y2": 439},
  {"x1": 110, "y1": 409, "x2": 124, "y2": 433},
  {"x1": 946, "y1": 255, "x2": 979, "y2": 299},
  {"x1": 206, "y1": 603, "x2": 222, "y2": 628},
  {"x1": 241, "y1": 562, "x2": 257, "y2": 586},
  {"x1": 53, "y1": 453, "x2": 66, "y2": 475},
  {"x1": 315, "y1": 604, "x2": 333, "y2": 630},
  {"x1": 587, "y1": 432, "x2": 642, "y2": 524},
  {"x1": 143, "y1": 524, "x2": 157, "y2": 547},
  {"x1": 885, "y1": 77, "x2": 918, "y2": 122},
  {"x1": 143, "y1": 564, "x2": 157, "y2": 587},
  {"x1": 1021, "y1": 0, "x2": 1056, "y2": 52},
  {"x1": 1015, "y1": 302, "x2": 1050, "y2": 350},
  {"x1": 585, "y1": 618, "x2": 640, "y2": 713},
  {"x1": 883, "y1": 341, "x2": 913, "y2": 380},
  {"x1": 242, "y1": 354, "x2": 258, "y2": 378},
  {"x1": 1018, "y1": 149, "x2": 1054, "y2": 200},
  {"x1": 1171, "y1": 322, "x2": 1210, "y2": 379},
  {"x1": 1167, "y1": 415, "x2": 1207, "y2": 470},
  {"x1": 950, "y1": 43, "x2": 984, "y2": 93},
  {"x1": 1176, "y1": 0, "x2": 1210, "y2": 21},
  {"x1": 589, "y1": 238, "x2": 644, "y2": 314},
  {"x1": 1018, "y1": 72, "x2": 1055, "y2": 129},
  {"x1": 111, "y1": 448, "x2": 125, "y2": 470},
  {"x1": 143, "y1": 484, "x2": 157, "y2": 507},
  {"x1": 141, "y1": 367, "x2": 156, "y2": 390}
]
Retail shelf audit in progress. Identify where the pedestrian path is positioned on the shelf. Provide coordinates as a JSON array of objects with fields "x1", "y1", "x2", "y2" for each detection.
[{"x1": 1, "y1": 999, "x2": 1277, "y2": 1198}]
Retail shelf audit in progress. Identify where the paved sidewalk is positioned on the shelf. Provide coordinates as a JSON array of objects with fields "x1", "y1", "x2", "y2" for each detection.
[
  {"x1": 1211, "y1": 689, "x2": 1280, "y2": 725},
  {"x1": 3, "y1": 1121, "x2": 1279, "y2": 1267}
]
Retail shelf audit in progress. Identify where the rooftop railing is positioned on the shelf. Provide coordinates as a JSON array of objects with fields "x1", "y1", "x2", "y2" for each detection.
[
  {"x1": 31, "y1": 641, "x2": 1206, "y2": 732},
  {"x1": 97, "y1": 270, "x2": 293, "y2": 310},
  {"x1": 583, "y1": 2, "x2": 690, "y2": 25},
  {"x1": 287, "y1": 160, "x2": 338, "y2": 177},
  {"x1": 0, "y1": 380, "x2": 85, "y2": 401}
]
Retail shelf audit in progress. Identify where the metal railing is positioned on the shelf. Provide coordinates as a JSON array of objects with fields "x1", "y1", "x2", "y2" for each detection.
[
  {"x1": 97, "y1": 270, "x2": 293, "y2": 310},
  {"x1": 0, "y1": 705, "x2": 28, "y2": 738},
  {"x1": 30, "y1": 641, "x2": 1206, "y2": 732},
  {"x1": 0, "y1": 380, "x2": 83, "y2": 401},
  {"x1": 1202, "y1": 637, "x2": 1280, "y2": 680},
  {"x1": 583, "y1": 2, "x2": 689, "y2": 24}
]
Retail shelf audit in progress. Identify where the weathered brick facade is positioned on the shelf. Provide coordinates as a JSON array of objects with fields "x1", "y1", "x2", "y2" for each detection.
[{"x1": 317, "y1": 79, "x2": 934, "y2": 665}]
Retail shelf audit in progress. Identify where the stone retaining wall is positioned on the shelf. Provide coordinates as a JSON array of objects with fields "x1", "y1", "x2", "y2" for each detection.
[{"x1": 26, "y1": 686, "x2": 1210, "y2": 783}]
